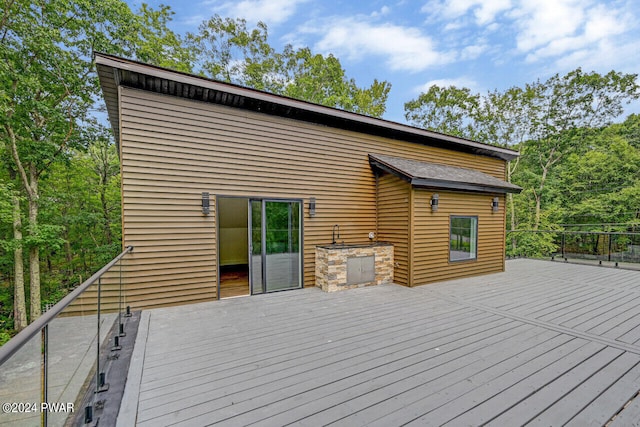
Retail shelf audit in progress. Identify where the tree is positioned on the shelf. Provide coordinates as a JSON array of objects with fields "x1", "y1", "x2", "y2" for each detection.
[
  {"x1": 0, "y1": 178, "x2": 27, "y2": 331},
  {"x1": 0, "y1": 0, "x2": 142, "y2": 322},
  {"x1": 523, "y1": 69, "x2": 639, "y2": 229},
  {"x1": 555, "y1": 127, "x2": 640, "y2": 229},
  {"x1": 39, "y1": 131, "x2": 121, "y2": 279},
  {"x1": 404, "y1": 69, "x2": 640, "y2": 235},
  {"x1": 404, "y1": 85, "x2": 480, "y2": 139},
  {"x1": 188, "y1": 16, "x2": 391, "y2": 117},
  {"x1": 127, "y1": 3, "x2": 196, "y2": 73},
  {"x1": 0, "y1": 0, "x2": 199, "y2": 325},
  {"x1": 0, "y1": 141, "x2": 27, "y2": 331}
]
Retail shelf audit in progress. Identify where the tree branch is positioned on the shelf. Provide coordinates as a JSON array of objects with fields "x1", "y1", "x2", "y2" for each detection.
[
  {"x1": 0, "y1": 0, "x2": 16, "y2": 42},
  {"x1": 38, "y1": 96, "x2": 75, "y2": 177},
  {"x1": 5, "y1": 124, "x2": 35, "y2": 201}
]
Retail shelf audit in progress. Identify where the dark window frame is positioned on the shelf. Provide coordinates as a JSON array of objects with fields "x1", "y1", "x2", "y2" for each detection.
[{"x1": 449, "y1": 215, "x2": 478, "y2": 262}]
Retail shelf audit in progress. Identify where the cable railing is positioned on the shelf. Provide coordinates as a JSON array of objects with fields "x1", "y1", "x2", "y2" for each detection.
[
  {"x1": 0, "y1": 246, "x2": 134, "y2": 426},
  {"x1": 507, "y1": 230, "x2": 640, "y2": 269}
]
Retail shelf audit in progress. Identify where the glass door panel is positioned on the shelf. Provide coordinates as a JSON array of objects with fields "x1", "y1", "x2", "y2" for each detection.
[
  {"x1": 249, "y1": 199, "x2": 301, "y2": 294},
  {"x1": 265, "y1": 201, "x2": 301, "y2": 292},
  {"x1": 249, "y1": 199, "x2": 264, "y2": 294}
]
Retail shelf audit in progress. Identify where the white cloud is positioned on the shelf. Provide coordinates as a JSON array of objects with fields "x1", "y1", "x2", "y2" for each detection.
[
  {"x1": 180, "y1": 14, "x2": 206, "y2": 28},
  {"x1": 513, "y1": 1, "x2": 632, "y2": 68},
  {"x1": 204, "y1": 0, "x2": 309, "y2": 26},
  {"x1": 306, "y1": 18, "x2": 454, "y2": 72},
  {"x1": 460, "y1": 43, "x2": 488, "y2": 60},
  {"x1": 556, "y1": 38, "x2": 640, "y2": 74},
  {"x1": 443, "y1": 20, "x2": 464, "y2": 31},
  {"x1": 511, "y1": 0, "x2": 588, "y2": 53},
  {"x1": 371, "y1": 6, "x2": 391, "y2": 18},
  {"x1": 423, "y1": 0, "x2": 512, "y2": 25},
  {"x1": 414, "y1": 77, "x2": 479, "y2": 94},
  {"x1": 473, "y1": 0, "x2": 512, "y2": 24},
  {"x1": 421, "y1": 0, "x2": 638, "y2": 73}
]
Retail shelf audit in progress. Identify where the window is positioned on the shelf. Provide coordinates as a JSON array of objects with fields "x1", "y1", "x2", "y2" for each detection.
[{"x1": 450, "y1": 216, "x2": 477, "y2": 261}]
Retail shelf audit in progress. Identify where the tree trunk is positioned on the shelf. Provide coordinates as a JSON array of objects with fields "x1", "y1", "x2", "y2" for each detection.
[
  {"x1": 507, "y1": 159, "x2": 518, "y2": 252},
  {"x1": 28, "y1": 165, "x2": 41, "y2": 320},
  {"x1": 12, "y1": 195, "x2": 27, "y2": 331},
  {"x1": 534, "y1": 194, "x2": 542, "y2": 231},
  {"x1": 533, "y1": 164, "x2": 550, "y2": 231},
  {"x1": 100, "y1": 186, "x2": 113, "y2": 245},
  {"x1": 7, "y1": 125, "x2": 42, "y2": 321}
]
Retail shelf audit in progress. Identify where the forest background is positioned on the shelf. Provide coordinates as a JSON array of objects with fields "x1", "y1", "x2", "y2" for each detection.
[{"x1": 1, "y1": 0, "x2": 639, "y2": 343}]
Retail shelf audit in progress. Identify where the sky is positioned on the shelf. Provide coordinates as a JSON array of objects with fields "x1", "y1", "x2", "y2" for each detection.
[{"x1": 125, "y1": 0, "x2": 640, "y2": 124}]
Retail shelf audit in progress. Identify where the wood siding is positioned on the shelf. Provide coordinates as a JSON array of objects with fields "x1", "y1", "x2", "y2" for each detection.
[
  {"x1": 119, "y1": 87, "x2": 507, "y2": 309},
  {"x1": 412, "y1": 190, "x2": 506, "y2": 285},
  {"x1": 376, "y1": 173, "x2": 411, "y2": 286}
]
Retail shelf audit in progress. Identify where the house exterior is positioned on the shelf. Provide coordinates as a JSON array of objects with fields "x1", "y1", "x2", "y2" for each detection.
[{"x1": 95, "y1": 52, "x2": 521, "y2": 310}]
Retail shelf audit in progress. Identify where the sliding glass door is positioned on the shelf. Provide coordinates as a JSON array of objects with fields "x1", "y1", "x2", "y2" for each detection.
[{"x1": 249, "y1": 199, "x2": 301, "y2": 294}]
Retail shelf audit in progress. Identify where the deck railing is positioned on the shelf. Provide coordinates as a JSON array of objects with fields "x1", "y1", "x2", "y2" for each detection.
[
  {"x1": 0, "y1": 246, "x2": 134, "y2": 426},
  {"x1": 507, "y1": 230, "x2": 640, "y2": 268}
]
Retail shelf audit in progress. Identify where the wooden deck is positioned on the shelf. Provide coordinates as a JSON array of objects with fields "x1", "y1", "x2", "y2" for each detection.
[{"x1": 121, "y1": 259, "x2": 640, "y2": 426}]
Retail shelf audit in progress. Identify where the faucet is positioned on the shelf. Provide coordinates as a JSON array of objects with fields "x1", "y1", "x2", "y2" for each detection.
[{"x1": 332, "y1": 224, "x2": 340, "y2": 244}]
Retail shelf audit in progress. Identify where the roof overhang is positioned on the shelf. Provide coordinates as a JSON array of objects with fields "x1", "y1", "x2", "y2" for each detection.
[
  {"x1": 369, "y1": 154, "x2": 522, "y2": 194},
  {"x1": 94, "y1": 52, "x2": 520, "y2": 162}
]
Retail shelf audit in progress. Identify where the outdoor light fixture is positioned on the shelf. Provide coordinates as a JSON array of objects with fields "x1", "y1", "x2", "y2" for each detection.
[
  {"x1": 492, "y1": 197, "x2": 499, "y2": 213},
  {"x1": 430, "y1": 193, "x2": 439, "y2": 212},
  {"x1": 201, "y1": 192, "x2": 210, "y2": 215},
  {"x1": 309, "y1": 197, "x2": 316, "y2": 217}
]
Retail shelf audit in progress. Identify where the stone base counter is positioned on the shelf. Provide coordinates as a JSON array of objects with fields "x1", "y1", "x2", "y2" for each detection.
[{"x1": 315, "y1": 243, "x2": 394, "y2": 292}]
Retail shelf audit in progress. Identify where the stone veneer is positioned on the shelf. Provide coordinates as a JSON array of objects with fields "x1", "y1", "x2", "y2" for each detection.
[{"x1": 315, "y1": 243, "x2": 394, "y2": 292}]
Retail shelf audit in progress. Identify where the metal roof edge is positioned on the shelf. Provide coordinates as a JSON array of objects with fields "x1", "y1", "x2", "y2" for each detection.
[
  {"x1": 95, "y1": 52, "x2": 520, "y2": 161},
  {"x1": 411, "y1": 178, "x2": 522, "y2": 194}
]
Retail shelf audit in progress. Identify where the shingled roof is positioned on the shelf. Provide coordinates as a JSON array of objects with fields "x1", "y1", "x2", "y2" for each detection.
[{"x1": 369, "y1": 153, "x2": 522, "y2": 194}]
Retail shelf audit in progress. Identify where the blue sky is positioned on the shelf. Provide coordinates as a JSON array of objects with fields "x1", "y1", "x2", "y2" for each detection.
[{"x1": 126, "y1": 0, "x2": 640, "y2": 124}]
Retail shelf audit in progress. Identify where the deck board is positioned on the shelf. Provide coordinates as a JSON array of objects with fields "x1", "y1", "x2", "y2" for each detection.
[
  {"x1": 611, "y1": 393, "x2": 640, "y2": 426},
  {"x1": 121, "y1": 259, "x2": 640, "y2": 426}
]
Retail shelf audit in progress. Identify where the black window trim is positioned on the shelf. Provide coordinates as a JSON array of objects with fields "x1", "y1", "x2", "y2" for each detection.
[{"x1": 449, "y1": 215, "x2": 478, "y2": 263}]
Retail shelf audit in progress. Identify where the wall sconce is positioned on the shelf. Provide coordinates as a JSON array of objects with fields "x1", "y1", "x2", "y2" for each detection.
[
  {"x1": 309, "y1": 197, "x2": 316, "y2": 217},
  {"x1": 492, "y1": 197, "x2": 499, "y2": 213},
  {"x1": 430, "y1": 193, "x2": 439, "y2": 212},
  {"x1": 201, "y1": 192, "x2": 210, "y2": 215}
]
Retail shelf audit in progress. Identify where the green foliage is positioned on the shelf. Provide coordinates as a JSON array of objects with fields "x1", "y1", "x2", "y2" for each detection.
[
  {"x1": 188, "y1": 15, "x2": 391, "y2": 117},
  {"x1": 507, "y1": 231, "x2": 558, "y2": 258},
  {"x1": 0, "y1": 182, "x2": 14, "y2": 232},
  {"x1": 619, "y1": 114, "x2": 640, "y2": 149},
  {"x1": 405, "y1": 69, "x2": 640, "y2": 241},
  {"x1": 405, "y1": 69, "x2": 640, "y2": 149},
  {"x1": 0, "y1": 181, "x2": 18, "y2": 274},
  {"x1": 0, "y1": 0, "x2": 142, "y2": 324},
  {"x1": 128, "y1": 3, "x2": 196, "y2": 72},
  {"x1": 404, "y1": 86, "x2": 481, "y2": 139},
  {"x1": 0, "y1": 277, "x2": 14, "y2": 345}
]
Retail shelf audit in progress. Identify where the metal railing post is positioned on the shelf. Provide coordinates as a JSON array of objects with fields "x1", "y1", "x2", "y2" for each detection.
[
  {"x1": 41, "y1": 324, "x2": 48, "y2": 427},
  {"x1": 96, "y1": 277, "x2": 101, "y2": 395},
  {"x1": 118, "y1": 258, "x2": 124, "y2": 338}
]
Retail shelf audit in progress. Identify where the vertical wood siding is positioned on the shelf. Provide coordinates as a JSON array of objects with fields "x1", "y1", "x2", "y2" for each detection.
[
  {"x1": 376, "y1": 173, "x2": 411, "y2": 286},
  {"x1": 119, "y1": 87, "x2": 507, "y2": 309},
  {"x1": 411, "y1": 191, "x2": 506, "y2": 285}
]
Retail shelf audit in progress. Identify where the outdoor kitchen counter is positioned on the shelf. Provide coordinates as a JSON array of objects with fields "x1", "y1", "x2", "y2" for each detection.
[{"x1": 315, "y1": 243, "x2": 394, "y2": 292}]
